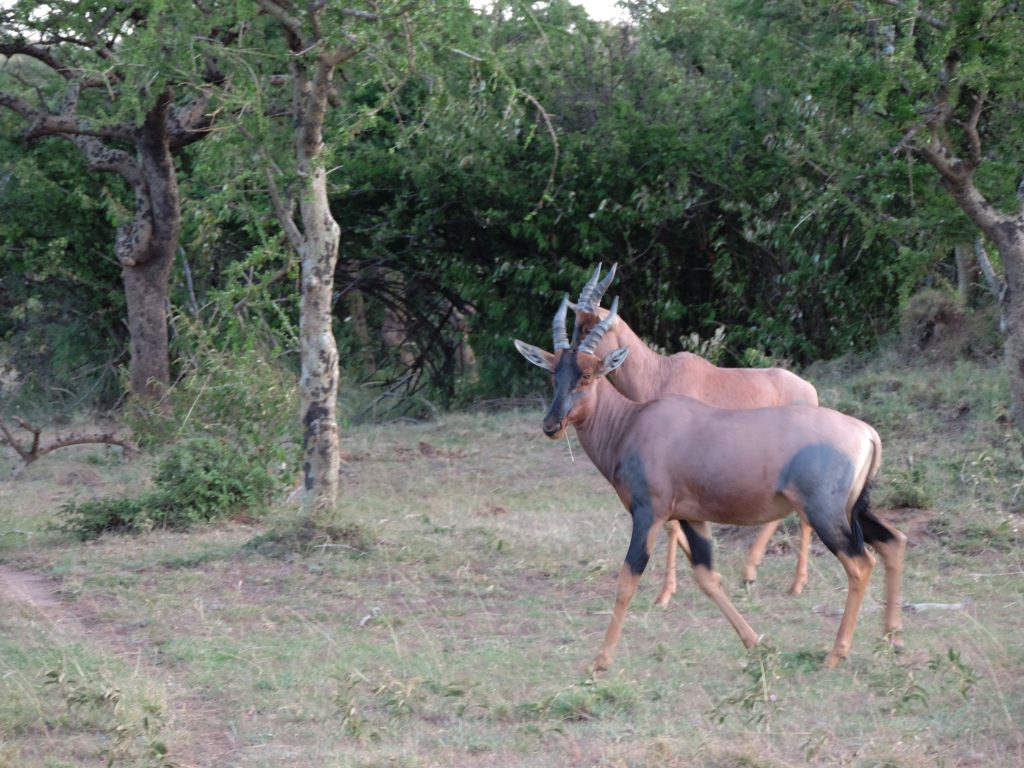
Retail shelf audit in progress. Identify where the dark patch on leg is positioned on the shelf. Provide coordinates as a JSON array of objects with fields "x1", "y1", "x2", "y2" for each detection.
[
  {"x1": 856, "y1": 489, "x2": 896, "y2": 546},
  {"x1": 625, "y1": 503, "x2": 653, "y2": 575},
  {"x1": 615, "y1": 453, "x2": 653, "y2": 575},
  {"x1": 680, "y1": 521, "x2": 712, "y2": 569}
]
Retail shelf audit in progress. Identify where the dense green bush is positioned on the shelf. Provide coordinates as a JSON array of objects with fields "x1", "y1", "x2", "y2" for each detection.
[{"x1": 57, "y1": 436, "x2": 280, "y2": 540}]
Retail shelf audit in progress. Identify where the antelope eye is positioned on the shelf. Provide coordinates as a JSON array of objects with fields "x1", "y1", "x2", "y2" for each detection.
[{"x1": 581, "y1": 372, "x2": 593, "y2": 381}]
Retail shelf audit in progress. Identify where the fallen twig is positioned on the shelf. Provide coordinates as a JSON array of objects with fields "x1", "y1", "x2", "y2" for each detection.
[
  {"x1": 1, "y1": 415, "x2": 137, "y2": 479},
  {"x1": 901, "y1": 601, "x2": 971, "y2": 613}
]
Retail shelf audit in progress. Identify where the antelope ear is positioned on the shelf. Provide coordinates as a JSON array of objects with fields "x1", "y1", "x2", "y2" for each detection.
[
  {"x1": 598, "y1": 346, "x2": 629, "y2": 376},
  {"x1": 513, "y1": 339, "x2": 555, "y2": 372}
]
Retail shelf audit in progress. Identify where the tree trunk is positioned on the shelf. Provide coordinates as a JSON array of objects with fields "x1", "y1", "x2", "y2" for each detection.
[
  {"x1": 297, "y1": 162, "x2": 341, "y2": 522},
  {"x1": 940, "y1": 173, "x2": 1024, "y2": 428},
  {"x1": 292, "y1": 54, "x2": 348, "y2": 523},
  {"x1": 120, "y1": 95, "x2": 180, "y2": 402},
  {"x1": 993, "y1": 227, "x2": 1024, "y2": 430},
  {"x1": 954, "y1": 243, "x2": 977, "y2": 305}
]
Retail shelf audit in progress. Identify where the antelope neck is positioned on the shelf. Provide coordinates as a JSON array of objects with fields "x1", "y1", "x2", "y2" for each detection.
[
  {"x1": 607, "y1": 322, "x2": 668, "y2": 402},
  {"x1": 572, "y1": 378, "x2": 642, "y2": 481}
]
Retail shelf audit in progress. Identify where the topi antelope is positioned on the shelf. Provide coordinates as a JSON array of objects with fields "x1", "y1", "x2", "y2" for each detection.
[
  {"x1": 514, "y1": 295, "x2": 906, "y2": 671},
  {"x1": 572, "y1": 264, "x2": 818, "y2": 602}
]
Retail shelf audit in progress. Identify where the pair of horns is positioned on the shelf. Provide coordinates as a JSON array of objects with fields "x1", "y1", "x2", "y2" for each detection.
[
  {"x1": 575, "y1": 263, "x2": 617, "y2": 313},
  {"x1": 552, "y1": 293, "x2": 619, "y2": 354}
]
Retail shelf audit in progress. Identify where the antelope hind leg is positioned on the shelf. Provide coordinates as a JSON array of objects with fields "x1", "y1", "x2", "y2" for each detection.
[
  {"x1": 654, "y1": 520, "x2": 688, "y2": 608},
  {"x1": 741, "y1": 519, "x2": 780, "y2": 585},
  {"x1": 860, "y1": 511, "x2": 907, "y2": 645},
  {"x1": 824, "y1": 549, "x2": 875, "y2": 668}
]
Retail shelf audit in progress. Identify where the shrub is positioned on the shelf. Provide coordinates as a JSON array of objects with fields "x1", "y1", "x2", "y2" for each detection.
[{"x1": 57, "y1": 436, "x2": 280, "y2": 540}]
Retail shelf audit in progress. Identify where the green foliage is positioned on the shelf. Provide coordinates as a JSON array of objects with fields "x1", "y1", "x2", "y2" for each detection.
[
  {"x1": 0, "y1": 115, "x2": 124, "y2": 411},
  {"x1": 708, "y1": 642, "x2": 783, "y2": 729},
  {"x1": 3, "y1": 0, "x2": 1020, "y2": 411},
  {"x1": 57, "y1": 435, "x2": 279, "y2": 540},
  {"x1": 129, "y1": 313, "x2": 298, "y2": 453},
  {"x1": 58, "y1": 310, "x2": 299, "y2": 540}
]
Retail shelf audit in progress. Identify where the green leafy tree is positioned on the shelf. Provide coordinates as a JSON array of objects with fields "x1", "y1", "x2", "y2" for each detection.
[
  {"x1": 860, "y1": 0, "x2": 1024, "y2": 426},
  {"x1": 196, "y1": 0, "x2": 479, "y2": 525},
  {"x1": 0, "y1": 1, "x2": 236, "y2": 401},
  {"x1": 0, "y1": 109, "x2": 123, "y2": 408}
]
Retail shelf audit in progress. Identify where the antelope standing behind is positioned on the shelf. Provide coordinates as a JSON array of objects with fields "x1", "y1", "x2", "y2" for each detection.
[
  {"x1": 514, "y1": 296, "x2": 906, "y2": 671},
  {"x1": 573, "y1": 264, "x2": 818, "y2": 602}
]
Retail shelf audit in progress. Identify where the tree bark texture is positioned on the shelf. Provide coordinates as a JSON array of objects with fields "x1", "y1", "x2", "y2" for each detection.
[
  {"x1": 119, "y1": 89, "x2": 180, "y2": 401},
  {"x1": 259, "y1": 22, "x2": 359, "y2": 521},
  {"x1": 297, "y1": 159, "x2": 342, "y2": 520}
]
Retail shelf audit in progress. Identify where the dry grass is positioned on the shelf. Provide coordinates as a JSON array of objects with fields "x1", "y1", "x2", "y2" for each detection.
[{"x1": 0, "y1": 354, "x2": 1022, "y2": 767}]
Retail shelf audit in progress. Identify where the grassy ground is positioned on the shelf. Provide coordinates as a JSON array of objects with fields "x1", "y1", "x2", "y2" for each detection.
[{"x1": 0, "y1": 351, "x2": 1022, "y2": 767}]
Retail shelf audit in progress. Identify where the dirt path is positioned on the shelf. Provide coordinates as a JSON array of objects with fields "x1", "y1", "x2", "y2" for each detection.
[{"x1": 0, "y1": 563, "x2": 237, "y2": 768}]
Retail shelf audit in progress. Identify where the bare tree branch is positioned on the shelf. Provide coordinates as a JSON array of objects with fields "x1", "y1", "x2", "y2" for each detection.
[
  {"x1": 962, "y1": 92, "x2": 984, "y2": 172},
  {"x1": 254, "y1": 0, "x2": 306, "y2": 43},
  {"x1": 1, "y1": 417, "x2": 137, "y2": 480},
  {"x1": 0, "y1": 41, "x2": 120, "y2": 87},
  {"x1": 265, "y1": 164, "x2": 305, "y2": 252}
]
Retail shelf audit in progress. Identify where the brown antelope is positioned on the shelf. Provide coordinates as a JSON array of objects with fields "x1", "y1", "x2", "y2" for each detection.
[
  {"x1": 514, "y1": 296, "x2": 905, "y2": 671},
  {"x1": 572, "y1": 264, "x2": 818, "y2": 602}
]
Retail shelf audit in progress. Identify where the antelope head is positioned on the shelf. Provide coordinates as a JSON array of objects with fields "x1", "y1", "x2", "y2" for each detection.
[{"x1": 514, "y1": 293, "x2": 629, "y2": 438}]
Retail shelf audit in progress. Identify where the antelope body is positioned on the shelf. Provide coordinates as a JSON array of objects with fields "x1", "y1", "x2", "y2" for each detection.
[
  {"x1": 572, "y1": 265, "x2": 818, "y2": 601},
  {"x1": 515, "y1": 297, "x2": 906, "y2": 671}
]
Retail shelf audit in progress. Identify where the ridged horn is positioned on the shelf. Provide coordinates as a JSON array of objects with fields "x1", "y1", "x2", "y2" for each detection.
[
  {"x1": 576, "y1": 263, "x2": 618, "y2": 312},
  {"x1": 576, "y1": 264, "x2": 602, "y2": 311},
  {"x1": 578, "y1": 295, "x2": 618, "y2": 355},
  {"x1": 552, "y1": 293, "x2": 571, "y2": 350}
]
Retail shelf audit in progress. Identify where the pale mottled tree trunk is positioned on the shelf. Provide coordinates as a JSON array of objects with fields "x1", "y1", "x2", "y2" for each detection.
[
  {"x1": 296, "y1": 149, "x2": 342, "y2": 520},
  {"x1": 256, "y1": 0, "x2": 362, "y2": 523}
]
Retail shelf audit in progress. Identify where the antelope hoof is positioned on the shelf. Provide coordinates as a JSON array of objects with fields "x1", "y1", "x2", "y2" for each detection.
[
  {"x1": 741, "y1": 578, "x2": 756, "y2": 591},
  {"x1": 741, "y1": 632, "x2": 762, "y2": 650},
  {"x1": 885, "y1": 630, "x2": 904, "y2": 648},
  {"x1": 654, "y1": 587, "x2": 675, "y2": 608},
  {"x1": 788, "y1": 579, "x2": 806, "y2": 596},
  {"x1": 823, "y1": 651, "x2": 846, "y2": 669},
  {"x1": 591, "y1": 652, "x2": 612, "y2": 673}
]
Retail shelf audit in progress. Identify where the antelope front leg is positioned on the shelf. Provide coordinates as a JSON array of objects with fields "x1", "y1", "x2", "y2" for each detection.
[
  {"x1": 682, "y1": 520, "x2": 760, "y2": 648},
  {"x1": 593, "y1": 505, "x2": 662, "y2": 672}
]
